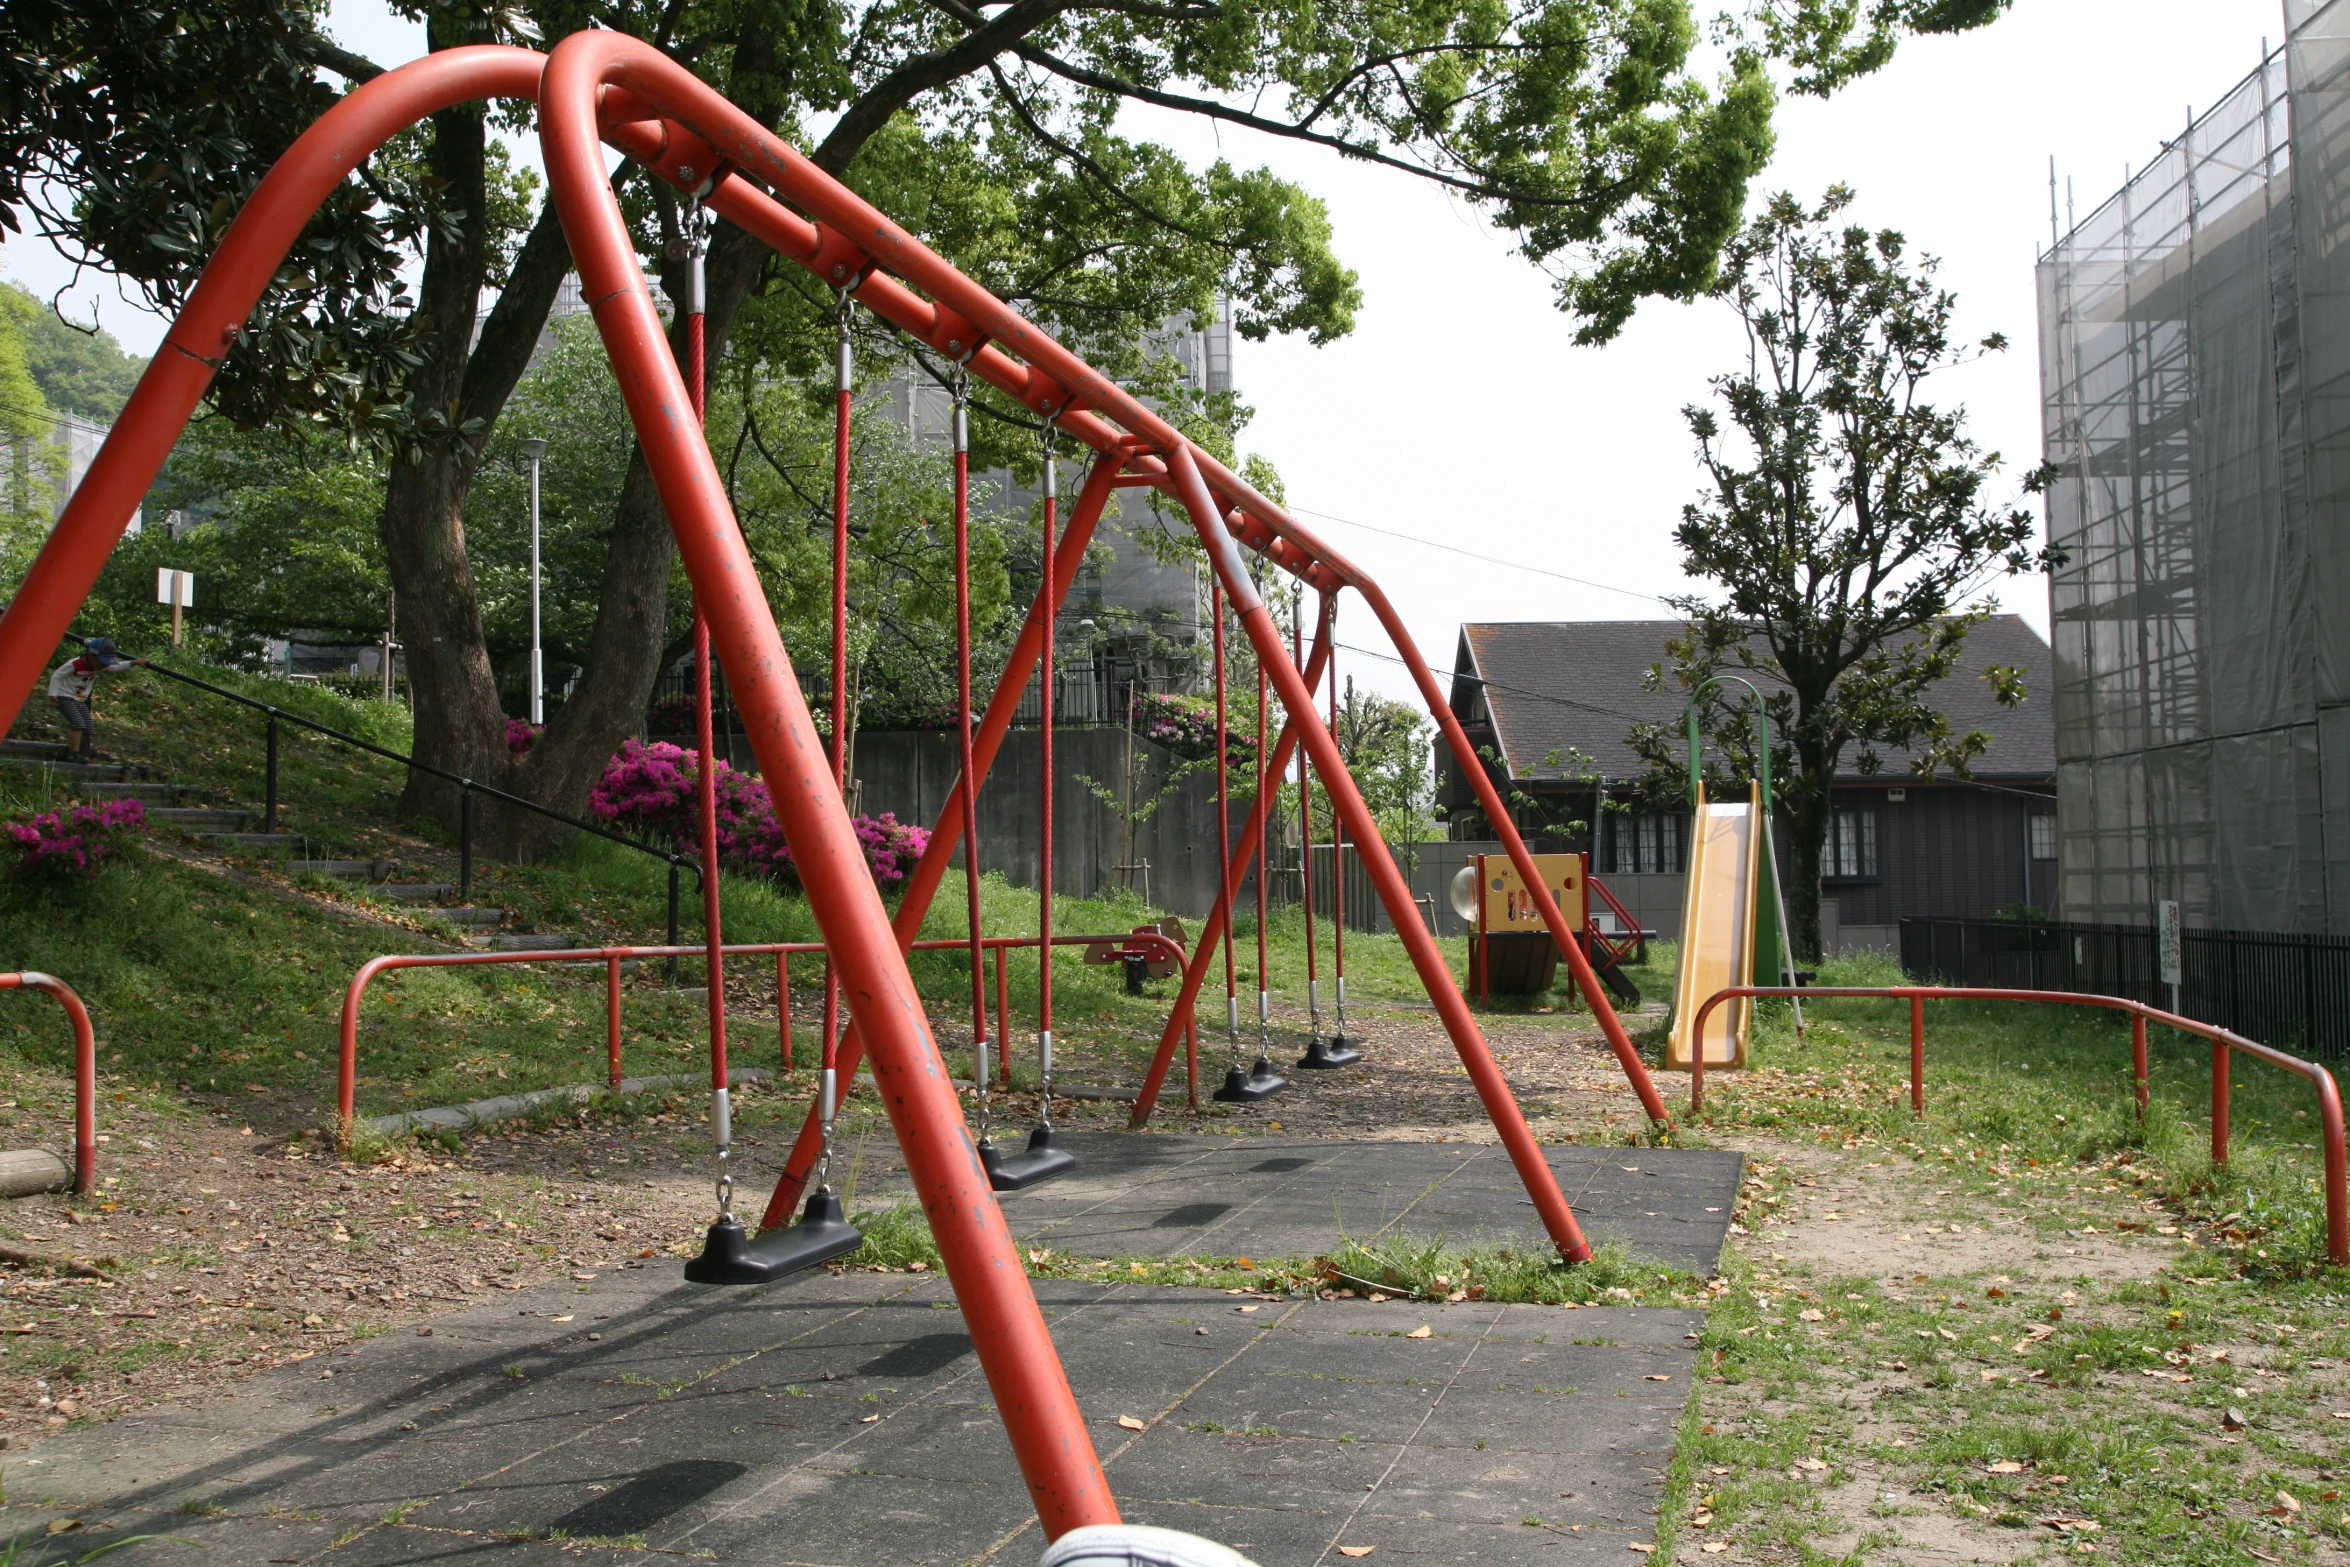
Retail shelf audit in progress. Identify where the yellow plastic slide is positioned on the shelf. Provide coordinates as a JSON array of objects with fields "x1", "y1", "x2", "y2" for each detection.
[{"x1": 1668, "y1": 781, "x2": 1762, "y2": 1071}]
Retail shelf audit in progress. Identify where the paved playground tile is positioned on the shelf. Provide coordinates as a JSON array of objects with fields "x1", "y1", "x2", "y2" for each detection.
[
  {"x1": 20, "y1": 1260, "x2": 1702, "y2": 1567},
  {"x1": 927, "y1": 1134, "x2": 1743, "y2": 1272}
]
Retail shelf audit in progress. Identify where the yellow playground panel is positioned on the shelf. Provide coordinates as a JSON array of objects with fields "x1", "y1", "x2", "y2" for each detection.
[
  {"x1": 1475, "y1": 851, "x2": 1588, "y2": 931},
  {"x1": 1668, "y1": 780, "x2": 1764, "y2": 1072}
]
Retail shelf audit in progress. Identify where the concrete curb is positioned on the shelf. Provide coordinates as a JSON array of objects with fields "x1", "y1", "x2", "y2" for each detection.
[{"x1": 367, "y1": 1068, "x2": 773, "y2": 1137}]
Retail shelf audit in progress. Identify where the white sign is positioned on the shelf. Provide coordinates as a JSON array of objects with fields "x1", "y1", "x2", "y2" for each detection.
[
  {"x1": 155, "y1": 568, "x2": 194, "y2": 608},
  {"x1": 2157, "y1": 899, "x2": 2182, "y2": 988}
]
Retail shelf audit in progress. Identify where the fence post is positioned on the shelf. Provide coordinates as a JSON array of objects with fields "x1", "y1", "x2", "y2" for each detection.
[
  {"x1": 458, "y1": 782, "x2": 473, "y2": 898},
  {"x1": 2212, "y1": 1038, "x2": 2232, "y2": 1166},
  {"x1": 264, "y1": 711, "x2": 279, "y2": 834},
  {"x1": 666, "y1": 860, "x2": 681, "y2": 981},
  {"x1": 2132, "y1": 1010, "x2": 2149, "y2": 1118},
  {"x1": 777, "y1": 949, "x2": 792, "y2": 1073},
  {"x1": 607, "y1": 955, "x2": 623, "y2": 1089},
  {"x1": 1909, "y1": 993, "x2": 1925, "y2": 1115}
]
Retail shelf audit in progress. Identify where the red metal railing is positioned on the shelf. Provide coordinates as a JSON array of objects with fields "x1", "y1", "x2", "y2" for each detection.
[
  {"x1": 0, "y1": 972, "x2": 98, "y2": 1194},
  {"x1": 1690, "y1": 984, "x2": 2350, "y2": 1267},
  {"x1": 1586, "y1": 872, "x2": 1645, "y2": 972},
  {"x1": 337, "y1": 931, "x2": 1183, "y2": 1133}
]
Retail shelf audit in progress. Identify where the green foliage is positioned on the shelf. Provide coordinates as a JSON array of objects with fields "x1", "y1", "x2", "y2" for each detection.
[
  {"x1": 1630, "y1": 187, "x2": 2058, "y2": 957},
  {"x1": 80, "y1": 417, "x2": 391, "y2": 657},
  {"x1": 0, "y1": 284, "x2": 65, "y2": 580},
  {"x1": 0, "y1": 281, "x2": 146, "y2": 419}
]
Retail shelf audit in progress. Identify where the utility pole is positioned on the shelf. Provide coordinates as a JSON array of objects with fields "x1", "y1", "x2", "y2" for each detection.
[{"x1": 520, "y1": 437, "x2": 549, "y2": 725}]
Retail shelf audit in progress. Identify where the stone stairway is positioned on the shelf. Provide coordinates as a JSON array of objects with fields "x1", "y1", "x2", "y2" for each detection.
[{"x1": 2, "y1": 739, "x2": 573, "y2": 951}]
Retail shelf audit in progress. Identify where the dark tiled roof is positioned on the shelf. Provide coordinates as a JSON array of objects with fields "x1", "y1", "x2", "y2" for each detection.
[{"x1": 1452, "y1": 615, "x2": 2056, "y2": 783}]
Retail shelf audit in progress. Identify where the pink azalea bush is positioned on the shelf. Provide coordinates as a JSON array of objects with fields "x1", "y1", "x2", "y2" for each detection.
[
  {"x1": 590, "y1": 739, "x2": 926, "y2": 889},
  {"x1": 8, "y1": 798, "x2": 146, "y2": 878},
  {"x1": 1138, "y1": 690, "x2": 1251, "y2": 762},
  {"x1": 507, "y1": 719, "x2": 540, "y2": 754}
]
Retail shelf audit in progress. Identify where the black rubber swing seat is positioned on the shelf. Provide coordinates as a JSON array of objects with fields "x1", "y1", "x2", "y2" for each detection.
[
  {"x1": 981, "y1": 1125, "x2": 1077, "y2": 1191},
  {"x1": 1213, "y1": 1059, "x2": 1288, "y2": 1103},
  {"x1": 684, "y1": 1189, "x2": 864, "y2": 1285},
  {"x1": 1296, "y1": 1032, "x2": 1363, "y2": 1069}
]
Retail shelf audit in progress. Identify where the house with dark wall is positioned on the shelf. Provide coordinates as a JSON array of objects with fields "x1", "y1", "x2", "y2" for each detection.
[{"x1": 1437, "y1": 616, "x2": 2059, "y2": 950}]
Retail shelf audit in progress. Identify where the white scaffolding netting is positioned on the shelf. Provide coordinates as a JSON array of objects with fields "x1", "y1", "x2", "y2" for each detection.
[{"x1": 2038, "y1": 2, "x2": 2350, "y2": 933}]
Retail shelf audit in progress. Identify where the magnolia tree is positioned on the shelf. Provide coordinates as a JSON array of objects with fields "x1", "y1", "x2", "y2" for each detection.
[{"x1": 1629, "y1": 187, "x2": 2057, "y2": 961}]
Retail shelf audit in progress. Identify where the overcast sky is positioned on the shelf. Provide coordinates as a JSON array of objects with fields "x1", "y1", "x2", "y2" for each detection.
[{"x1": 1, "y1": 1, "x2": 2283, "y2": 707}]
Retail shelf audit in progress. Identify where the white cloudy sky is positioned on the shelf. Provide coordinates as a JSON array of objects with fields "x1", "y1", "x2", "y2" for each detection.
[{"x1": 1, "y1": 1, "x2": 2281, "y2": 705}]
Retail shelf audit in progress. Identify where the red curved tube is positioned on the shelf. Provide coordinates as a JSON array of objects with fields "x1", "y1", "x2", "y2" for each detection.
[
  {"x1": 0, "y1": 973, "x2": 98, "y2": 1194},
  {"x1": 1687, "y1": 983, "x2": 2350, "y2": 1268},
  {"x1": 538, "y1": 30, "x2": 1115, "y2": 1534},
  {"x1": 0, "y1": 47, "x2": 550, "y2": 744}
]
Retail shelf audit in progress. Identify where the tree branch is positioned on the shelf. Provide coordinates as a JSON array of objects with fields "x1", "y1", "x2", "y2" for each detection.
[{"x1": 812, "y1": 0, "x2": 1083, "y2": 174}]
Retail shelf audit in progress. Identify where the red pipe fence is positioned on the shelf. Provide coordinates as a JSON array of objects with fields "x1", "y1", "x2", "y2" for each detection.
[
  {"x1": 1690, "y1": 984, "x2": 2350, "y2": 1267},
  {"x1": 0, "y1": 972, "x2": 98, "y2": 1195},
  {"x1": 337, "y1": 932, "x2": 1183, "y2": 1134}
]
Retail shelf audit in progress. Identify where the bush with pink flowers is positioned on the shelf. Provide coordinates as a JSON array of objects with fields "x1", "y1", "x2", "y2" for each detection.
[
  {"x1": 8, "y1": 798, "x2": 147, "y2": 880},
  {"x1": 1138, "y1": 690, "x2": 1251, "y2": 763},
  {"x1": 507, "y1": 718, "x2": 540, "y2": 754},
  {"x1": 590, "y1": 740, "x2": 926, "y2": 889}
]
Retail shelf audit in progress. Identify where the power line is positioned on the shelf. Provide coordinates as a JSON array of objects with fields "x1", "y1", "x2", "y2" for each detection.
[
  {"x1": 1332, "y1": 638, "x2": 1655, "y2": 728},
  {"x1": 1287, "y1": 503, "x2": 1668, "y2": 604}
]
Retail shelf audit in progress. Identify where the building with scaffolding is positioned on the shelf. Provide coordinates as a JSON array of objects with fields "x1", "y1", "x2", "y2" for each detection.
[{"x1": 2038, "y1": 1, "x2": 2350, "y2": 935}]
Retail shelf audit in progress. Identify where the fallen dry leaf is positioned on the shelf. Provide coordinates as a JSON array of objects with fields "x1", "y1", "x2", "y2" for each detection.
[
  {"x1": 1338, "y1": 1548, "x2": 1375, "y2": 1559},
  {"x1": 1645, "y1": 1374, "x2": 1672, "y2": 1382},
  {"x1": 46, "y1": 1520, "x2": 80, "y2": 1537},
  {"x1": 1795, "y1": 1458, "x2": 1828, "y2": 1473},
  {"x1": 1798, "y1": 1309, "x2": 1825, "y2": 1322},
  {"x1": 1700, "y1": 1544, "x2": 1731, "y2": 1555},
  {"x1": 1405, "y1": 1325, "x2": 1432, "y2": 1339},
  {"x1": 1987, "y1": 1460, "x2": 2025, "y2": 1475},
  {"x1": 1627, "y1": 1543, "x2": 1654, "y2": 1555},
  {"x1": 1116, "y1": 1415, "x2": 1147, "y2": 1431}
]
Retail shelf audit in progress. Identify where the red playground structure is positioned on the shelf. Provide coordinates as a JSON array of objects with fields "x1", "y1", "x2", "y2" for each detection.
[{"x1": 0, "y1": 33, "x2": 1675, "y2": 1547}]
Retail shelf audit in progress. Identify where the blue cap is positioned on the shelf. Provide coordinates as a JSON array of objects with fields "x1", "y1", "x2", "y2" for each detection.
[{"x1": 84, "y1": 637, "x2": 121, "y2": 667}]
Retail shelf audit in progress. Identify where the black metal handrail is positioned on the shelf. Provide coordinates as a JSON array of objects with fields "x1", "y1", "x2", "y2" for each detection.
[{"x1": 70, "y1": 635, "x2": 693, "y2": 943}]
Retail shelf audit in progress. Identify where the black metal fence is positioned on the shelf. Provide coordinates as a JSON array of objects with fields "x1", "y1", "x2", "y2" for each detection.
[{"x1": 1900, "y1": 916, "x2": 2350, "y2": 1060}]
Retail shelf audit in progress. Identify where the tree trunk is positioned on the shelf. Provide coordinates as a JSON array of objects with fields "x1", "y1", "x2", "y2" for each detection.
[
  {"x1": 387, "y1": 80, "x2": 506, "y2": 824},
  {"x1": 1782, "y1": 742, "x2": 1834, "y2": 964}
]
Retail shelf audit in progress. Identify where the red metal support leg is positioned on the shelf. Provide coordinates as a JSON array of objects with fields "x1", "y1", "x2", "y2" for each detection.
[
  {"x1": 541, "y1": 32, "x2": 1114, "y2": 1535},
  {"x1": 2214, "y1": 1038, "x2": 2232, "y2": 1167},
  {"x1": 1161, "y1": 447, "x2": 1592, "y2": 1263},
  {"x1": 778, "y1": 950, "x2": 793, "y2": 1073}
]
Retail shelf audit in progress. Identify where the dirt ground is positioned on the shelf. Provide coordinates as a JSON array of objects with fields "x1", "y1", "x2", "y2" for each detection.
[{"x1": 0, "y1": 992, "x2": 1665, "y2": 1452}]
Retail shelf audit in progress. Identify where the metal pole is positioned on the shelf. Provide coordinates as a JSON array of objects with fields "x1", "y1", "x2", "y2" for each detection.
[
  {"x1": 264, "y1": 711, "x2": 279, "y2": 834},
  {"x1": 667, "y1": 860, "x2": 682, "y2": 979},
  {"x1": 524, "y1": 439, "x2": 547, "y2": 726},
  {"x1": 458, "y1": 783, "x2": 473, "y2": 898}
]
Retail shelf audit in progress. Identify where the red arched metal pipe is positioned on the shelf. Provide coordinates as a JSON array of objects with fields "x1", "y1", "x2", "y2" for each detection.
[
  {"x1": 0, "y1": 47, "x2": 550, "y2": 743},
  {"x1": 0, "y1": 973, "x2": 98, "y2": 1194},
  {"x1": 1164, "y1": 446, "x2": 1595, "y2": 1264},
  {"x1": 537, "y1": 30, "x2": 1114, "y2": 1535},
  {"x1": 758, "y1": 452, "x2": 1120, "y2": 1227},
  {"x1": 1686, "y1": 983, "x2": 2350, "y2": 1268}
]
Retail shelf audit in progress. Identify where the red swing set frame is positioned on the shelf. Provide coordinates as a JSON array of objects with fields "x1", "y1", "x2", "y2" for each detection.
[{"x1": 0, "y1": 34, "x2": 1676, "y2": 1541}]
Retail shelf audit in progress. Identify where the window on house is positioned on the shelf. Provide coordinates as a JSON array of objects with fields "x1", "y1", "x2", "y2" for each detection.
[
  {"x1": 1823, "y1": 807, "x2": 1879, "y2": 880},
  {"x1": 1602, "y1": 811, "x2": 1686, "y2": 875},
  {"x1": 2029, "y1": 813, "x2": 2057, "y2": 861}
]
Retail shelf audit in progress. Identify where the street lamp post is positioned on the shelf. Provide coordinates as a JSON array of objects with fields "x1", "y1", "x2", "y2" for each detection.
[{"x1": 520, "y1": 437, "x2": 549, "y2": 725}]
